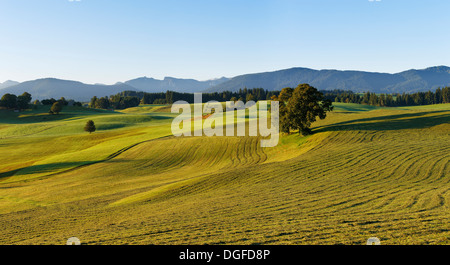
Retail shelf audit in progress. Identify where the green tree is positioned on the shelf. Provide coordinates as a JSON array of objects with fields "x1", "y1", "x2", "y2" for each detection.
[
  {"x1": 246, "y1": 93, "x2": 254, "y2": 103},
  {"x1": 17, "y1": 92, "x2": 32, "y2": 110},
  {"x1": 95, "y1": 97, "x2": 110, "y2": 109},
  {"x1": 50, "y1": 102, "x2": 63, "y2": 115},
  {"x1": 58, "y1": 97, "x2": 68, "y2": 106},
  {"x1": 0, "y1": 93, "x2": 18, "y2": 109},
  {"x1": 41, "y1": 98, "x2": 56, "y2": 105},
  {"x1": 443, "y1": 87, "x2": 450, "y2": 103},
  {"x1": 165, "y1": 91, "x2": 173, "y2": 104},
  {"x1": 273, "y1": 87, "x2": 294, "y2": 133},
  {"x1": 434, "y1": 88, "x2": 442, "y2": 104},
  {"x1": 277, "y1": 84, "x2": 333, "y2": 135},
  {"x1": 84, "y1": 120, "x2": 96, "y2": 134},
  {"x1": 89, "y1": 96, "x2": 98, "y2": 108}
]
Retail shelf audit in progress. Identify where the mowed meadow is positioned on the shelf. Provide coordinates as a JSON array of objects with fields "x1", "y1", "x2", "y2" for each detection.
[{"x1": 0, "y1": 102, "x2": 449, "y2": 245}]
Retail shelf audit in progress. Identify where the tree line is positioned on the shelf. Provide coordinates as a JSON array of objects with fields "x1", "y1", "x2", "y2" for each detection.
[
  {"x1": 323, "y1": 87, "x2": 450, "y2": 107},
  {"x1": 130, "y1": 88, "x2": 278, "y2": 104},
  {"x1": 0, "y1": 92, "x2": 83, "y2": 115},
  {"x1": 39, "y1": 97, "x2": 83, "y2": 107},
  {"x1": 88, "y1": 88, "x2": 280, "y2": 110},
  {"x1": 0, "y1": 92, "x2": 32, "y2": 110},
  {"x1": 3, "y1": 86, "x2": 448, "y2": 113},
  {"x1": 89, "y1": 95, "x2": 140, "y2": 110},
  {"x1": 89, "y1": 87, "x2": 449, "y2": 111}
]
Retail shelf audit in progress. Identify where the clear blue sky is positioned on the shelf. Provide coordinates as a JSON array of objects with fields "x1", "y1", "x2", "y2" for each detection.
[{"x1": 1, "y1": 0, "x2": 449, "y2": 84}]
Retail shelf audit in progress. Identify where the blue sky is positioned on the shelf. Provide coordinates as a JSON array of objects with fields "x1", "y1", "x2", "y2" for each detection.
[{"x1": 0, "y1": 0, "x2": 449, "y2": 84}]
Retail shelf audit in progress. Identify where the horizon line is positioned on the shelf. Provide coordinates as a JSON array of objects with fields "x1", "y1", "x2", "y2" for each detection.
[{"x1": 2, "y1": 65, "x2": 449, "y2": 85}]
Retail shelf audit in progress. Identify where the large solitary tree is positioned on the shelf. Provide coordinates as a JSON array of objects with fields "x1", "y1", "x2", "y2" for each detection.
[
  {"x1": 272, "y1": 87, "x2": 293, "y2": 133},
  {"x1": 273, "y1": 84, "x2": 333, "y2": 135}
]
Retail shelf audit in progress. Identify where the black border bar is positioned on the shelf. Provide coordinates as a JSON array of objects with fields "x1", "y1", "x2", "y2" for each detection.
[{"x1": 1, "y1": 245, "x2": 448, "y2": 264}]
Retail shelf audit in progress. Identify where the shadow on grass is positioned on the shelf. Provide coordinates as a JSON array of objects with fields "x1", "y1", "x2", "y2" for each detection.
[
  {"x1": 147, "y1": 114, "x2": 176, "y2": 120},
  {"x1": 333, "y1": 104, "x2": 380, "y2": 112},
  {"x1": 313, "y1": 110, "x2": 450, "y2": 133},
  {"x1": 0, "y1": 107, "x2": 124, "y2": 125},
  {"x1": 0, "y1": 159, "x2": 129, "y2": 180}
]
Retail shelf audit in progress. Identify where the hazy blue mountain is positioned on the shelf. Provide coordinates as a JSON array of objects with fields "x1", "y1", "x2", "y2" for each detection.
[
  {"x1": 124, "y1": 76, "x2": 229, "y2": 93},
  {"x1": 205, "y1": 66, "x2": 450, "y2": 93},
  {"x1": 0, "y1": 78, "x2": 139, "y2": 102},
  {"x1": 0, "y1": 80, "x2": 20, "y2": 90},
  {"x1": 1, "y1": 66, "x2": 449, "y2": 102}
]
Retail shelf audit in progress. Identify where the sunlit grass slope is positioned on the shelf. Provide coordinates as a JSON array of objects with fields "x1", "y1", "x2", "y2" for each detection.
[{"x1": 0, "y1": 103, "x2": 449, "y2": 245}]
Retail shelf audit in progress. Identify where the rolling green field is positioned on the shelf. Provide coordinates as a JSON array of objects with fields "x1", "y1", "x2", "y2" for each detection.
[{"x1": 0, "y1": 103, "x2": 449, "y2": 245}]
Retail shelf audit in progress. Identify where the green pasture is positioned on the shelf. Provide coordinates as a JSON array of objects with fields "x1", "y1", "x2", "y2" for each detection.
[{"x1": 0, "y1": 103, "x2": 449, "y2": 245}]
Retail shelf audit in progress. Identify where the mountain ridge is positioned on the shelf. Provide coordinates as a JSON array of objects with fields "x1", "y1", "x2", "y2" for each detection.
[
  {"x1": 1, "y1": 66, "x2": 449, "y2": 102},
  {"x1": 124, "y1": 76, "x2": 229, "y2": 93},
  {"x1": 0, "y1": 80, "x2": 20, "y2": 90},
  {"x1": 205, "y1": 66, "x2": 450, "y2": 93},
  {"x1": 0, "y1": 78, "x2": 139, "y2": 102}
]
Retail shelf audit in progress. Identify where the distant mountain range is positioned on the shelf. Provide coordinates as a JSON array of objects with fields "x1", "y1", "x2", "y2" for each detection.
[
  {"x1": 1, "y1": 66, "x2": 449, "y2": 102},
  {"x1": 205, "y1": 66, "x2": 450, "y2": 93},
  {"x1": 0, "y1": 78, "x2": 138, "y2": 102},
  {"x1": 0, "y1": 80, "x2": 20, "y2": 90},
  {"x1": 0, "y1": 77, "x2": 230, "y2": 102},
  {"x1": 124, "y1": 76, "x2": 229, "y2": 93}
]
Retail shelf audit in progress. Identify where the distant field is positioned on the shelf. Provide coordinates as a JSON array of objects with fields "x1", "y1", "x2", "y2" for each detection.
[{"x1": 0, "y1": 103, "x2": 449, "y2": 245}]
